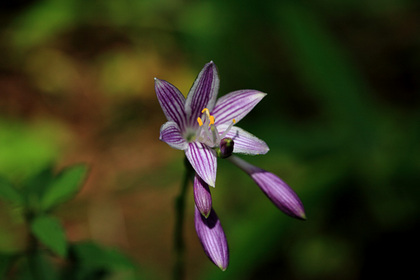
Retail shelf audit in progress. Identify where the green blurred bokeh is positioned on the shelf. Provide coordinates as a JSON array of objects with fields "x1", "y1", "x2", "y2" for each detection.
[{"x1": 0, "y1": 0, "x2": 419, "y2": 279}]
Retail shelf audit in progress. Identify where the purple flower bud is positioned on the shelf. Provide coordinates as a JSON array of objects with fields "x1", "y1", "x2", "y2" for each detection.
[
  {"x1": 217, "y1": 138, "x2": 234, "y2": 159},
  {"x1": 194, "y1": 175, "x2": 212, "y2": 218},
  {"x1": 229, "y1": 156, "x2": 306, "y2": 220},
  {"x1": 194, "y1": 206, "x2": 229, "y2": 271}
]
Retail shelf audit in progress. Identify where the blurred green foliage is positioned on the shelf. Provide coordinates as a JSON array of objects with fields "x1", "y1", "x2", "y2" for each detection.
[
  {"x1": 0, "y1": 120, "x2": 65, "y2": 180},
  {"x1": 0, "y1": 164, "x2": 145, "y2": 279},
  {"x1": 30, "y1": 215, "x2": 67, "y2": 257},
  {"x1": 0, "y1": 0, "x2": 419, "y2": 279}
]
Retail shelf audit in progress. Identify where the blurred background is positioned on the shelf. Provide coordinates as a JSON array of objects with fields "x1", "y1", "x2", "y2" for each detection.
[{"x1": 0, "y1": 0, "x2": 419, "y2": 279}]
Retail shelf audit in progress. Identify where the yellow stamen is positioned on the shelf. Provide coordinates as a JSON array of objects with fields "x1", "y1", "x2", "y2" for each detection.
[
  {"x1": 209, "y1": 116, "x2": 215, "y2": 126},
  {"x1": 201, "y1": 108, "x2": 211, "y2": 118},
  {"x1": 197, "y1": 117, "x2": 203, "y2": 126},
  {"x1": 201, "y1": 108, "x2": 216, "y2": 127},
  {"x1": 232, "y1": 119, "x2": 236, "y2": 124}
]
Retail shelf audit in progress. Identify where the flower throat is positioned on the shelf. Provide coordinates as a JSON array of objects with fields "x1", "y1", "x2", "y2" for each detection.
[{"x1": 196, "y1": 108, "x2": 235, "y2": 158}]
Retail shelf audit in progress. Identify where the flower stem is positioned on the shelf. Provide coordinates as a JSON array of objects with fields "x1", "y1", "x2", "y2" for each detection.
[{"x1": 173, "y1": 158, "x2": 194, "y2": 280}]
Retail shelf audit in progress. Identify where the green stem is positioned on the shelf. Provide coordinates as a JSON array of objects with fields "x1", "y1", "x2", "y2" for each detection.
[
  {"x1": 173, "y1": 158, "x2": 194, "y2": 280},
  {"x1": 26, "y1": 212, "x2": 42, "y2": 280},
  {"x1": 28, "y1": 235, "x2": 42, "y2": 280}
]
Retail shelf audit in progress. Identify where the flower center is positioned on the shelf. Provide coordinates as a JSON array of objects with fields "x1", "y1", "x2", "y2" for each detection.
[
  {"x1": 197, "y1": 108, "x2": 215, "y2": 127},
  {"x1": 196, "y1": 108, "x2": 236, "y2": 155}
]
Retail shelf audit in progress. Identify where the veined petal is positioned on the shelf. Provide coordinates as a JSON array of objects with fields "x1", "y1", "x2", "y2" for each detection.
[
  {"x1": 159, "y1": 121, "x2": 188, "y2": 150},
  {"x1": 185, "y1": 61, "x2": 220, "y2": 127},
  {"x1": 229, "y1": 156, "x2": 306, "y2": 220},
  {"x1": 212, "y1": 90, "x2": 266, "y2": 125},
  {"x1": 217, "y1": 125, "x2": 269, "y2": 155},
  {"x1": 194, "y1": 175, "x2": 212, "y2": 218},
  {"x1": 253, "y1": 171, "x2": 306, "y2": 219},
  {"x1": 185, "y1": 142, "x2": 217, "y2": 187},
  {"x1": 155, "y1": 78, "x2": 187, "y2": 131},
  {"x1": 194, "y1": 206, "x2": 229, "y2": 271}
]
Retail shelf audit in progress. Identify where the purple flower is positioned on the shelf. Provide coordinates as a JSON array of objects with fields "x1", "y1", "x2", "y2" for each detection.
[
  {"x1": 229, "y1": 156, "x2": 306, "y2": 220},
  {"x1": 155, "y1": 61, "x2": 305, "y2": 270},
  {"x1": 194, "y1": 206, "x2": 229, "y2": 271},
  {"x1": 193, "y1": 174, "x2": 212, "y2": 218},
  {"x1": 155, "y1": 61, "x2": 269, "y2": 190}
]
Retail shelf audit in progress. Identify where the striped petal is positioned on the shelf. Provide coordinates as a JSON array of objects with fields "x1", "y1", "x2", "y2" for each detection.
[
  {"x1": 159, "y1": 121, "x2": 187, "y2": 150},
  {"x1": 185, "y1": 61, "x2": 220, "y2": 127},
  {"x1": 194, "y1": 206, "x2": 229, "y2": 271},
  {"x1": 212, "y1": 90, "x2": 266, "y2": 126},
  {"x1": 155, "y1": 78, "x2": 187, "y2": 131},
  {"x1": 194, "y1": 175, "x2": 212, "y2": 218},
  {"x1": 185, "y1": 142, "x2": 217, "y2": 187},
  {"x1": 229, "y1": 156, "x2": 306, "y2": 220},
  {"x1": 217, "y1": 125, "x2": 269, "y2": 155}
]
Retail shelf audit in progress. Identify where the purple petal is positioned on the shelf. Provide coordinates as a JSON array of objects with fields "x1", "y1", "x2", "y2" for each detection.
[
  {"x1": 185, "y1": 142, "x2": 217, "y2": 187},
  {"x1": 212, "y1": 90, "x2": 266, "y2": 125},
  {"x1": 185, "y1": 61, "x2": 220, "y2": 127},
  {"x1": 194, "y1": 206, "x2": 229, "y2": 271},
  {"x1": 229, "y1": 156, "x2": 306, "y2": 220},
  {"x1": 194, "y1": 175, "x2": 212, "y2": 218},
  {"x1": 217, "y1": 125, "x2": 269, "y2": 155},
  {"x1": 159, "y1": 121, "x2": 188, "y2": 150},
  {"x1": 155, "y1": 78, "x2": 187, "y2": 131}
]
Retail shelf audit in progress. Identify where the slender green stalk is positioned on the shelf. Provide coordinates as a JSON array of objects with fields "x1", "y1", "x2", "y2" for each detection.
[
  {"x1": 173, "y1": 158, "x2": 194, "y2": 280},
  {"x1": 26, "y1": 212, "x2": 42, "y2": 280},
  {"x1": 27, "y1": 235, "x2": 42, "y2": 280}
]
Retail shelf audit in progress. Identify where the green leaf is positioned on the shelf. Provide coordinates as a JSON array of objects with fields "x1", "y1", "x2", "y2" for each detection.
[
  {"x1": 30, "y1": 216, "x2": 67, "y2": 258},
  {"x1": 22, "y1": 165, "x2": 55, "y2": 212},
  {"x1": 0, "y1": 177, "x2": 23, "y2": 205},
  {"x1": 41, "y1": 164, "x2": 88, "y2": 211}
]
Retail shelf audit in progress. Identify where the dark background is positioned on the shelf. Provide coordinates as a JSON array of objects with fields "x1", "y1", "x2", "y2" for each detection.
[{"x1": 0, "y1": 0, "x2": 419, "y2": 279}]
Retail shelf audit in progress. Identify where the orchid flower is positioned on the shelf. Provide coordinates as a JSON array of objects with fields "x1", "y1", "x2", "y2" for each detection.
[{"x1": 155, "y1": 61, "x2": 305, "y2": 271}]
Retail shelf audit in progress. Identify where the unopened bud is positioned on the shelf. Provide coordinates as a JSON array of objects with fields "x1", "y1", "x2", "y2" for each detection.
[{"x1": 218, "y1": 138, "x2": 234, "y2": 159}]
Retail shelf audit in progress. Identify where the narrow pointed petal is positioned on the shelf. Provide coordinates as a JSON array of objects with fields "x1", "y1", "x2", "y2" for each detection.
[
  {"x1": 185, "y1": 142, "x2": 217, "y2": 187},
  {"x1": 194, "y1": 175, "x2": 212, "y2": 218},
  {"x1": 155, "y1": 78, "x2": 187, "y2": 131},
  {"x1": 159, "y1": 121, "x2": 188, "y2": 150},
  {"x1": 218, "y1": 125, "x2": 269, "y2": 155},
  {"x1": 185, "y1": 62, "x2": 219, "y2": 127},
  {"x1": 194, "y1": 206, "x2": 229, "y2": 271},
  {"x1": 229, "y1": 156, "x2": 306, "y2": 220},
  {"x1": 212, "y1": 90, "x2": 266, "y2": 125}
]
